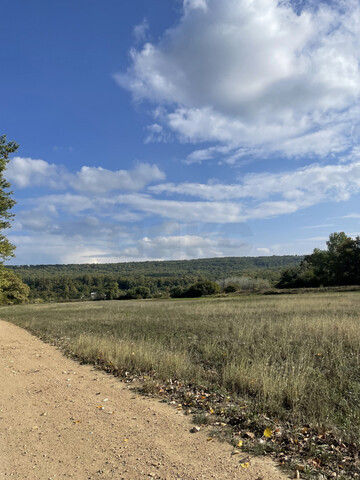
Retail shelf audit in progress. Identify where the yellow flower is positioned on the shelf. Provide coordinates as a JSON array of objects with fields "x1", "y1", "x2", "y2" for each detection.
[{"x1": 263, "y1": 428, "x2": 273, "y2": 438}]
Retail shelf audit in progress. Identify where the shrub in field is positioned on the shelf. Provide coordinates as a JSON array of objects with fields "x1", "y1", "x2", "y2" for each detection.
[
  {"x1": 186, "y1": 280, "x2": 221, "y2": 297},
  {"x1": 224, "y1": 284, "x2": 238, "y2": 293}
]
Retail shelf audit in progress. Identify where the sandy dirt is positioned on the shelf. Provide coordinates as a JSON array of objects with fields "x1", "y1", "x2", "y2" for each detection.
[{"x1": 0, "y1": 320, "x2": 289, "y2": 480}]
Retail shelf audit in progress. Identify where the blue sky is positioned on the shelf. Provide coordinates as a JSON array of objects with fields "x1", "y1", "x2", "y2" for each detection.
[{"x1": 2, "y1": 0, "x2": 360, "y2": 264}]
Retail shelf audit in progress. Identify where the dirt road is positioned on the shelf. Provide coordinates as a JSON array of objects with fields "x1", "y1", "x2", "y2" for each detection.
[{"x1": 0, "y1": 320, "x2": 288, "y2": 479}]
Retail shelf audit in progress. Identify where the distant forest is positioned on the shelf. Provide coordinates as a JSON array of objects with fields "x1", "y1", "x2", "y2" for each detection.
[{"x1": 9, "y1": 255, "x2": 302, "y2": 302}]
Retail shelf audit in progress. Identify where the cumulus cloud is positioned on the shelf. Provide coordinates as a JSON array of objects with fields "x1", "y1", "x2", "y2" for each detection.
[
  {"x1": 6, "y1": 157, "x2": 68, "y2": 188},
  {"x1": 7, "y1": 157, "x2": 165, "y2": 193},
  {"x1": 116, "y1": 0, "x2": 360, "y2": 159}
]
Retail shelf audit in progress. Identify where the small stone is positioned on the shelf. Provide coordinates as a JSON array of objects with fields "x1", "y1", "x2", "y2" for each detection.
[{"x1": 190, "y1": 426, "x2": 201, "y2": 433}]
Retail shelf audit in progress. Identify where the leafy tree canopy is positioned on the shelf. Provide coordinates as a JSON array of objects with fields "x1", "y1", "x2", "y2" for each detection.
[
  {"x1": 0, "y1": 135, "x2": 17, "y2": 262},
  {"x1": 0, "y1": 135, "x2": 29, "y2": 304},
  {"x1": 277, "y1": 232, "x2": 360, "y2": 288}
]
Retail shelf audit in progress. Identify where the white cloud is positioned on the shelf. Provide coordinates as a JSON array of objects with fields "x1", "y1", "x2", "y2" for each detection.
[
  {"x1": 7, "y1": 157, "x2": 165, "y2": 194},
  {"x1": 9, "y1": 230, "x2": 251, "y2": 264},
  {"x1": 7, "y1": 157, "x2": 67, "y2": 188},
  {"x1": 183, "y1": 0, "x2": 208, "y2": 13},
  {"x1": 150, "y1": 161, "x2": 360, "y2": 206},
  {"x1": 9, "y1": 233, "x2": 120, "y2": 265},
  {"x1": 116, "y1": 194, "x2": 246, "y2": 223},
  {"x1": 18, "y1": 157, "x2": 360, "y2": 231},
  {"x1": 133, "y1": 19, "x2": 149, "y2": 43},
  {"x1": 116, "y1": 0, "x2": 360, "y2": 159},
  {"x1": 127, "y1": 234, "x2": 251, "y2": 260},
  {"x1": 73, "y1": 163, "x2": 165, "y2": 193},
  {"x1": 256, "y1": 247, "x2": 270, "y2": 255},
  {"x1": 301, "y1": 224, "x2": 336, "y2": 229},
  {"x1": 32, "y1": 193, "x2": 96, "y2": 214},
  {"x1": 144, "y1": 123, "x2": 170, "y2": 143},
  {"x1": 342, "y1": 213, "x2": 360, "y2": 219}
]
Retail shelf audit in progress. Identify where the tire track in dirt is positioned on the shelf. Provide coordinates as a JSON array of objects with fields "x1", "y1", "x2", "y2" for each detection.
[{"x1": 0, "y1": 320, "x2": 288, "y2": 479}]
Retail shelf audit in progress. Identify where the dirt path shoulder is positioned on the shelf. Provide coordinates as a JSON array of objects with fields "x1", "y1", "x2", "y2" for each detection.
[{"x1": 0, "y1": 320, "x2": 288, "y2": 480}]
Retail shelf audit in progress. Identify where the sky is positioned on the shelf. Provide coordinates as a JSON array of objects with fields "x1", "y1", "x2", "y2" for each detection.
[{"x1": 2, "y1": 0, "x2": 360, "y2": 265}]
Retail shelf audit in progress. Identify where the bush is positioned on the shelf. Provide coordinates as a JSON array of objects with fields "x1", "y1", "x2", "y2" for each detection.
[
  {"x1": 170, "y1": 286, "x2": 186, "y2": 298},
  {"x1": 185, "y1": 280, "x2": 221, "y2": 297},
  {"x1": 125, "y1": 286, "x2": 151, "y2": 299},
  {"x1": 224, "y1": 284, "x2": 238, "y2": 293}
]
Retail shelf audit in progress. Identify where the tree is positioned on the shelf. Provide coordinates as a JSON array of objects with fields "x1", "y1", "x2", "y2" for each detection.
[
  {"x1": 0, "y1": 135, "x2": 17, "y2": 262},
  {"x1": 277, "y1": 232, "x2": 360, "y2": 288},
  {"x1": 0, "y1": 135, "x2": 29, "y2": 304},
  {"x1": 0, "y1": 267, "x2": 30, "y2": 304}
]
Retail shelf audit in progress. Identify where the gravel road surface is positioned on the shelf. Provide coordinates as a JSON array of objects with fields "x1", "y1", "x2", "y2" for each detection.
[{"x1": 0, "y1": 320, "x2": 288, "y2": 480}]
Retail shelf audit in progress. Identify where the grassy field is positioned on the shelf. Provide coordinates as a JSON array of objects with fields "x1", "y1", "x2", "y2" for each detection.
[{"x1": 1, "y1": 292, "x2": 360, "y2": 477}]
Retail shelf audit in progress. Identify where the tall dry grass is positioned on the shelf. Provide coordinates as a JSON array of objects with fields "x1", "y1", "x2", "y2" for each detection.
[{"x1": 2, "y1": 292, "x2": 360, "y2": 443}]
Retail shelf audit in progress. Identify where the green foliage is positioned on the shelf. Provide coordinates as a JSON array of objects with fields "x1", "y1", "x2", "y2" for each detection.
[
  {"x1": 0, "y1": 135, "x2": 17, "y2": 262},
  {"x1": 124, "y1": 286, "x2": 151, "y2": 299},
  {"x1": 0, "y1": 135, "x2": 29, "y2": 304},
  {"x1": 277, "y1": 232, "x2": 360, "y2": 288},
  {"x1": 224, "y1": 284, "x2": 238, "y2": 293},
  {"x1": 10, "y1": 256, "x2": 302, "y2": 302},
  {"x1": 11, "y1": 254, "x2": 302, "y2": 279},
  {"x1": 170, "y1": 279, "x2": 220, "y2": 298},
  {"x1": 0, "y1": 266, "x2": 30, "y2": 304},
  {"x1": 186, "y1": 280, "x2": 221, "y2": 297}
]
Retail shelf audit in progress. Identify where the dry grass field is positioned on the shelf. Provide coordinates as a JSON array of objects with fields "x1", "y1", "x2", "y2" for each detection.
[{"x1": 1, "y1": 292, "x2": 360, "y2": 477}]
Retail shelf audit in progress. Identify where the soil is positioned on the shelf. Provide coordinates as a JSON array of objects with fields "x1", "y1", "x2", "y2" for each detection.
[{"x1": 0, "y1": 320, "x2": 288, "y2": 480}]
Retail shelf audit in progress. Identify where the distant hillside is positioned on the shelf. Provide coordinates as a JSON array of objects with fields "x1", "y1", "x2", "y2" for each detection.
[{"x1": 10, "y1": 255, "x2": 303, "y2": 280}]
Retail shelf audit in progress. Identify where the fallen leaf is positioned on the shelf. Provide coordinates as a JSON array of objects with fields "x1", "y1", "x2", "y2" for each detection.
[{"x1": 241, "y1": 462, "x2": 250, "y2": 468}]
